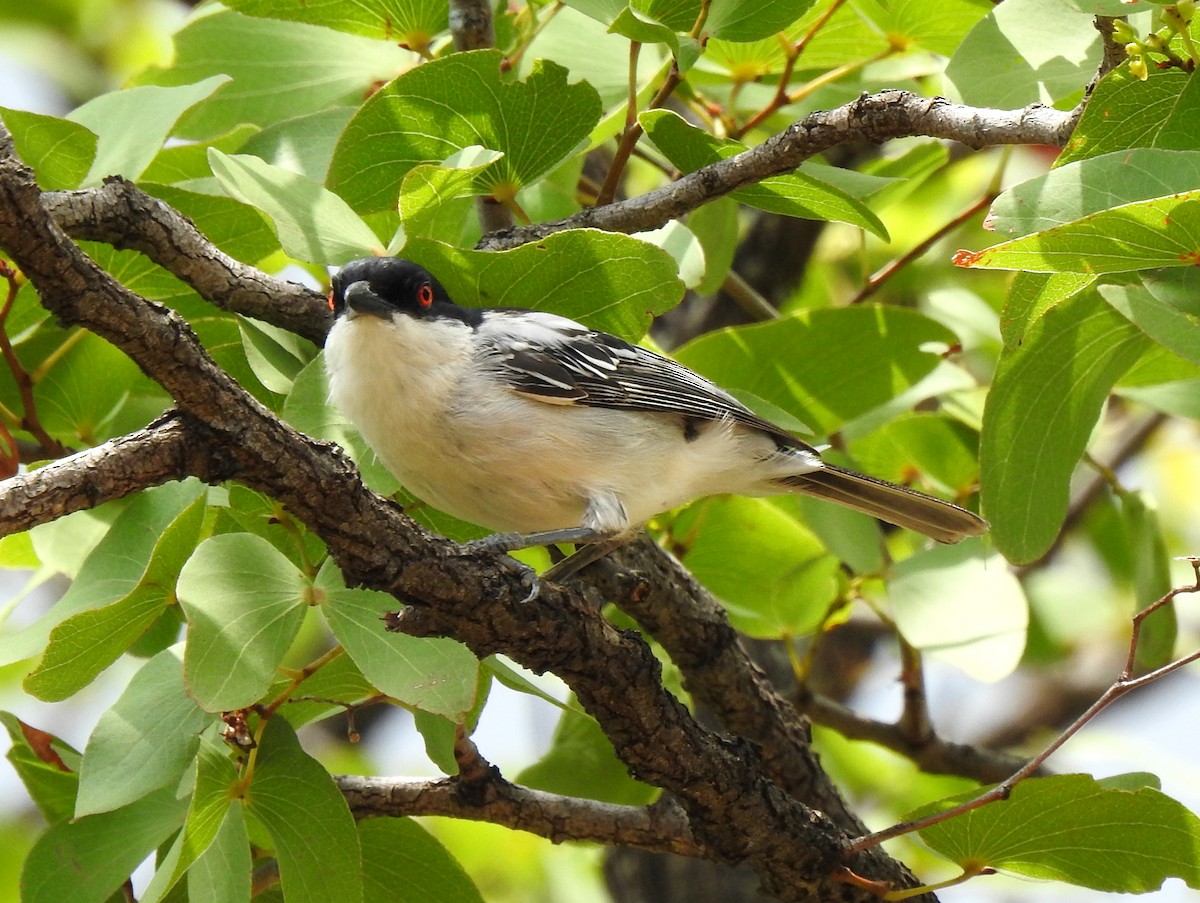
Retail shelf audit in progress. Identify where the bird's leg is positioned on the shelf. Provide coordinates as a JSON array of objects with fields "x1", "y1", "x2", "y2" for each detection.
[{"x1": 461, "y1": 529, "x2": 626, "y2": 603}]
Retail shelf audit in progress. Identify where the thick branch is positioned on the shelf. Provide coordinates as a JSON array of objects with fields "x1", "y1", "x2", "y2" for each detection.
[
  {"x1": 478, "y1": 90, "x2": 1076, "y2": 251},
  {"x1": 41, "y1": 178, "x2": 330, "y2": 345},
  {"x1": 336, "y1": 774, "x2": 702, "y2": 856},
  {"x1": 0, "y1": 412, "x2": 230, "y2": 534}
]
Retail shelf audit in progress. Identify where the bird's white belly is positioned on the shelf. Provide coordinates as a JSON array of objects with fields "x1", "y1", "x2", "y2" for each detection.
[{"x1": 325, "y1": 314, "x2": 798, "y2": 536}]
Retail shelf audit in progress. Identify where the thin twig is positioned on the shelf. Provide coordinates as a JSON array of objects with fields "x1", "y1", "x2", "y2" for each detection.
[{"x1": 846, "y1": 560, "x2": 1200, "y2": 856}]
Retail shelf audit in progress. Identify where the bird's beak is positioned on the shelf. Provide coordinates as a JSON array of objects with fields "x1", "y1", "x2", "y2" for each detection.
[{"x1": 342, "y1": 281, "x2": 393, "y2": 320}]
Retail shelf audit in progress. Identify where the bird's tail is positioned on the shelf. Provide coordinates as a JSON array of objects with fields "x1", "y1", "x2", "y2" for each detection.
[{"x1": 782, "y1": 464, "x2": 987, "y2": 544}]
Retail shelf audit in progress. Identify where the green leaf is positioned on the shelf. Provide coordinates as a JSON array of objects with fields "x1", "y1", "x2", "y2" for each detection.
[
  {"x1": 0, "y1": 107, "x2": 97, "y2": 190},
  {"x1": 26, "y1": 490, "x2": 207, "y2": 702},
  {"x1": 209, "y1": 150, "x2": 383, "y2": 267},
  {"x1": 518, "y1": 703, "x2": 656, "y2": 806},
  {"x1": 917, "y1": 774, "x2": 1200, "y2": 892},
  {"x1": 705, "y1": 0, "x2": 817, "y2": 42},
  {"x1": 138, "y1": 734, "x2": 242, "y2": 903},
  {"x1": 0, "y1": 482, "x2": 204, "y2": 667},
  {"x1": 403, "y1": 231, "x2": 684, "y2": 341},
  {"x1": 848, "y1": 413, "x2": 980, "y2": 497},
  {"x1": 226, "y1": 0, "x2": 447, "y2": 45},
  {"x1": 398, "y1": 151, "x2": 505, "y2": 239},
  {"x1": 988, "y1": 149, "x2": 1200, "y2": 238},
  {"x1": 1000, "y1": 272, "x2": 1095, "y2": 348},
  {"x1": 635, "y1": 220, "x2": 706, "y2": 289},
  {"x1": 360, "y1": 819, "x2": 484, "y2": 903},
  {"x1": 76, "y1": 647, "x2": 209, "y2": 817},
  {"x1": 980, "y1": 291, "x2": 1150, "y2": 563},
  {"x1": 187, "y1": 800, "x2": 251, "y2": 903},
  {"x1": 237, "y1": 107, "x2": 356, "y2": 183},
  {"x1": 33, "y1": 330, "x2": 146, "y2": 446},
  {"x1": 238, "y1": 318, "x2": 313, "y2": 396},
  {"x1": 959, "y1": 192, "x2": 1200, "y2": 274},
  {"x1": 21, "y1": 788, "x2": 189, "y2": 903},
  {"x1": 67, "y1": 76, "x2": 230, "y2": 185},
  {"x1": 329, "y1": 50, "x2": 603, "y2": 213},
  {"x1": 944, "y1": 0, "x2": 1098, "y2": 107},
  {"x1": 890, "y1": 540, "x2": 1027, "y2": 681},
  {"x1": 136, "y1": 11, "x2": 410, "y2": 139},
  {"x1": 1100, "y1": 281, "x2": 1200, "y2": 367},
  {"x1": 1, "y1": 714, "x2": 79, "y2": 824},
  {"x1": 675, "y1": 497, "x2": 839, "y2": 638},
  {"x1": 1058, "y1": 67, "x2": 1200, "y2": 166},
  {"x1": 178, "y1": 534, "x2": 309, "y2": 712},
  {"x1": 246, "y1": 718, "x2": 363, "y2": 903},
  {"x1": 687, "y1": 196, "x2": 738, "y2": 295},
  {"x1": 641, "y1": 110, "x2": 888, "y2": 238},
  {"x1": 674, "y1": 307, "x2": 955, "y2": 435},
  {"x1": 316, "y1": 560, "x2": 481, "y2": 720}
]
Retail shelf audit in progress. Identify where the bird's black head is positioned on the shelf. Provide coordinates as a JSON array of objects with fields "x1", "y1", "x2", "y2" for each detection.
[{"x1": 329, "y1": 258, "x2": 481, "y2": 325}]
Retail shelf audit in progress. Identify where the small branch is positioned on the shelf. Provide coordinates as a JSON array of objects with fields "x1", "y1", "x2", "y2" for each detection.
[
  {"x1": 896, "y1": 637, "x2": 932, "y2": 748},
  {"x1": 0, "y1": 412, "x2": 233, "y2": 536},
  {"x1": 800, "y1": 691, "x2": 1025, "y2": 785},
  {"x1": 848, "y1": 186, "x2": 1001, "y2": 306},
  {"x1": 40, "y1": 179, "x2": 330, "y2": 345},
  {"x1": 480, "y1": 91, "x2": 1077, "y2": 252},
  {"x1": 846, "y1": 561, "x2": 1200, "y2": 856},
  {"x1": 0, "y1": 261, "x2": 68, "y2": 458},
  {"x1": 336, "y1": 773, "x2": 703, "y2": 855}
]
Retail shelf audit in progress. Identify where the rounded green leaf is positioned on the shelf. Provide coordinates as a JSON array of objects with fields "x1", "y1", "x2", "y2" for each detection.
[
  {"x1": 316, "y1": 560, "x2": 481, "y2": 720},
  {"x1": 890, "y1": 540, "x2": 1027, "y2": 682},
  {"x1": 961, "y1": 192, "x2": 1200, "y2": 274},
  {"x1": 361, "y1": 818, "x2": 483, "y2": 903},
  {"x1": 641, "y1": 110, "x2": 888, "y2": 238},
  {"x1": 0, "y1": 107, "x2": 97, "y2": 190},
  {"x1": 209, "y1": 149, "x2": 384, "y2": 266},
  {"x1": 403, "y1": 231, "x2": 684, "y2": 340},
  {"x1": 26, "y1": 491, "x2": 206, "y2": 702},
  {"x1": 226, "y1": 0, "x2": 447, "y2": 45},
  {"x1": 67, "y1": 76, "x2": 230, "y2": 185},
  {"x1": 136, "y1": 11, "x2": 410, "y2": 139},
  {"x1": 76, "y1": 647, "x2": 209, "y2": 818},
  {"x1": 247, "y1": 718, "x2": 363, "y2": 903},
  {"x1": 917, "y1": 774, "x2": 1200, "y2": 892},
  {"x1": 178, "y1": 534, "x2": 309, "y2": 712},
  {"x1": 22, "y1": 788, "x2": 189, "y2": 903},
  {"x1": 676, "y1": 496, "x2": 839, "y2": 638},
  {"x1": 329, "y1": 50, "x2": 603, "y2": 213},
  {"x1": 674, "y1": 307, "x2": 956, "y2": 435},
  {"x1": 945, "y1": 0, "x2": 1098, "y2": 107}
]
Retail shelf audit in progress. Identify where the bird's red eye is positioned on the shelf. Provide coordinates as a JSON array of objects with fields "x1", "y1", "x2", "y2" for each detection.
[{"x1": 417, "y1": 282, "x2": 434, "y2": 308}]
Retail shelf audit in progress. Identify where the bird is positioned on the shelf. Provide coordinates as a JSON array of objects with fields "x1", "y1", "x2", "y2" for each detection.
[{"x1": 323, "y1": 257, "x2": 987, "y2": 587}]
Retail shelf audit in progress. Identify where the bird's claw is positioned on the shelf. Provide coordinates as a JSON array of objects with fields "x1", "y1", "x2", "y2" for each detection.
[{"x1": 459, "y1": 540, "x2": 541, "y2": 603}]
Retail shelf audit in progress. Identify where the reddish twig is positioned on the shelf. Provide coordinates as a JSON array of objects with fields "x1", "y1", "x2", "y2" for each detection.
[
  {"x1": 0, "y1": 260, "x2": 68, "y2": 460},
  {"x1": 846, "y1": 559, "x2": 1200, "y2": 856}
]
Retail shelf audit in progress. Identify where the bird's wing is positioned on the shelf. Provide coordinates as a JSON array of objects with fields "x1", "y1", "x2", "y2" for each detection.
[{"x1": 475, "y1": 311, "x2": 812, "y2": 450}]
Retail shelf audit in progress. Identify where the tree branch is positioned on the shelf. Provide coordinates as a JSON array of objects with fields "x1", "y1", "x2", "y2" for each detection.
[
  {"x1": 336, "y1": 773, "x2": 703, "y2": 856},
  {"x1": 41, "y1": 178, "x2": 330, "y2": 346},
  {"x1": 478, "y1": 90, "x2": 1076, "y2": 251},
  {"x1": 0, "y1": 412, "x2": 231, "y2": 534}
]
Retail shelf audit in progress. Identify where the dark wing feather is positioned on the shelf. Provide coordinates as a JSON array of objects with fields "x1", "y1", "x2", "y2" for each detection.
[{"x1": 476, "y1": 312, "x2": 810, "y2": 450}]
